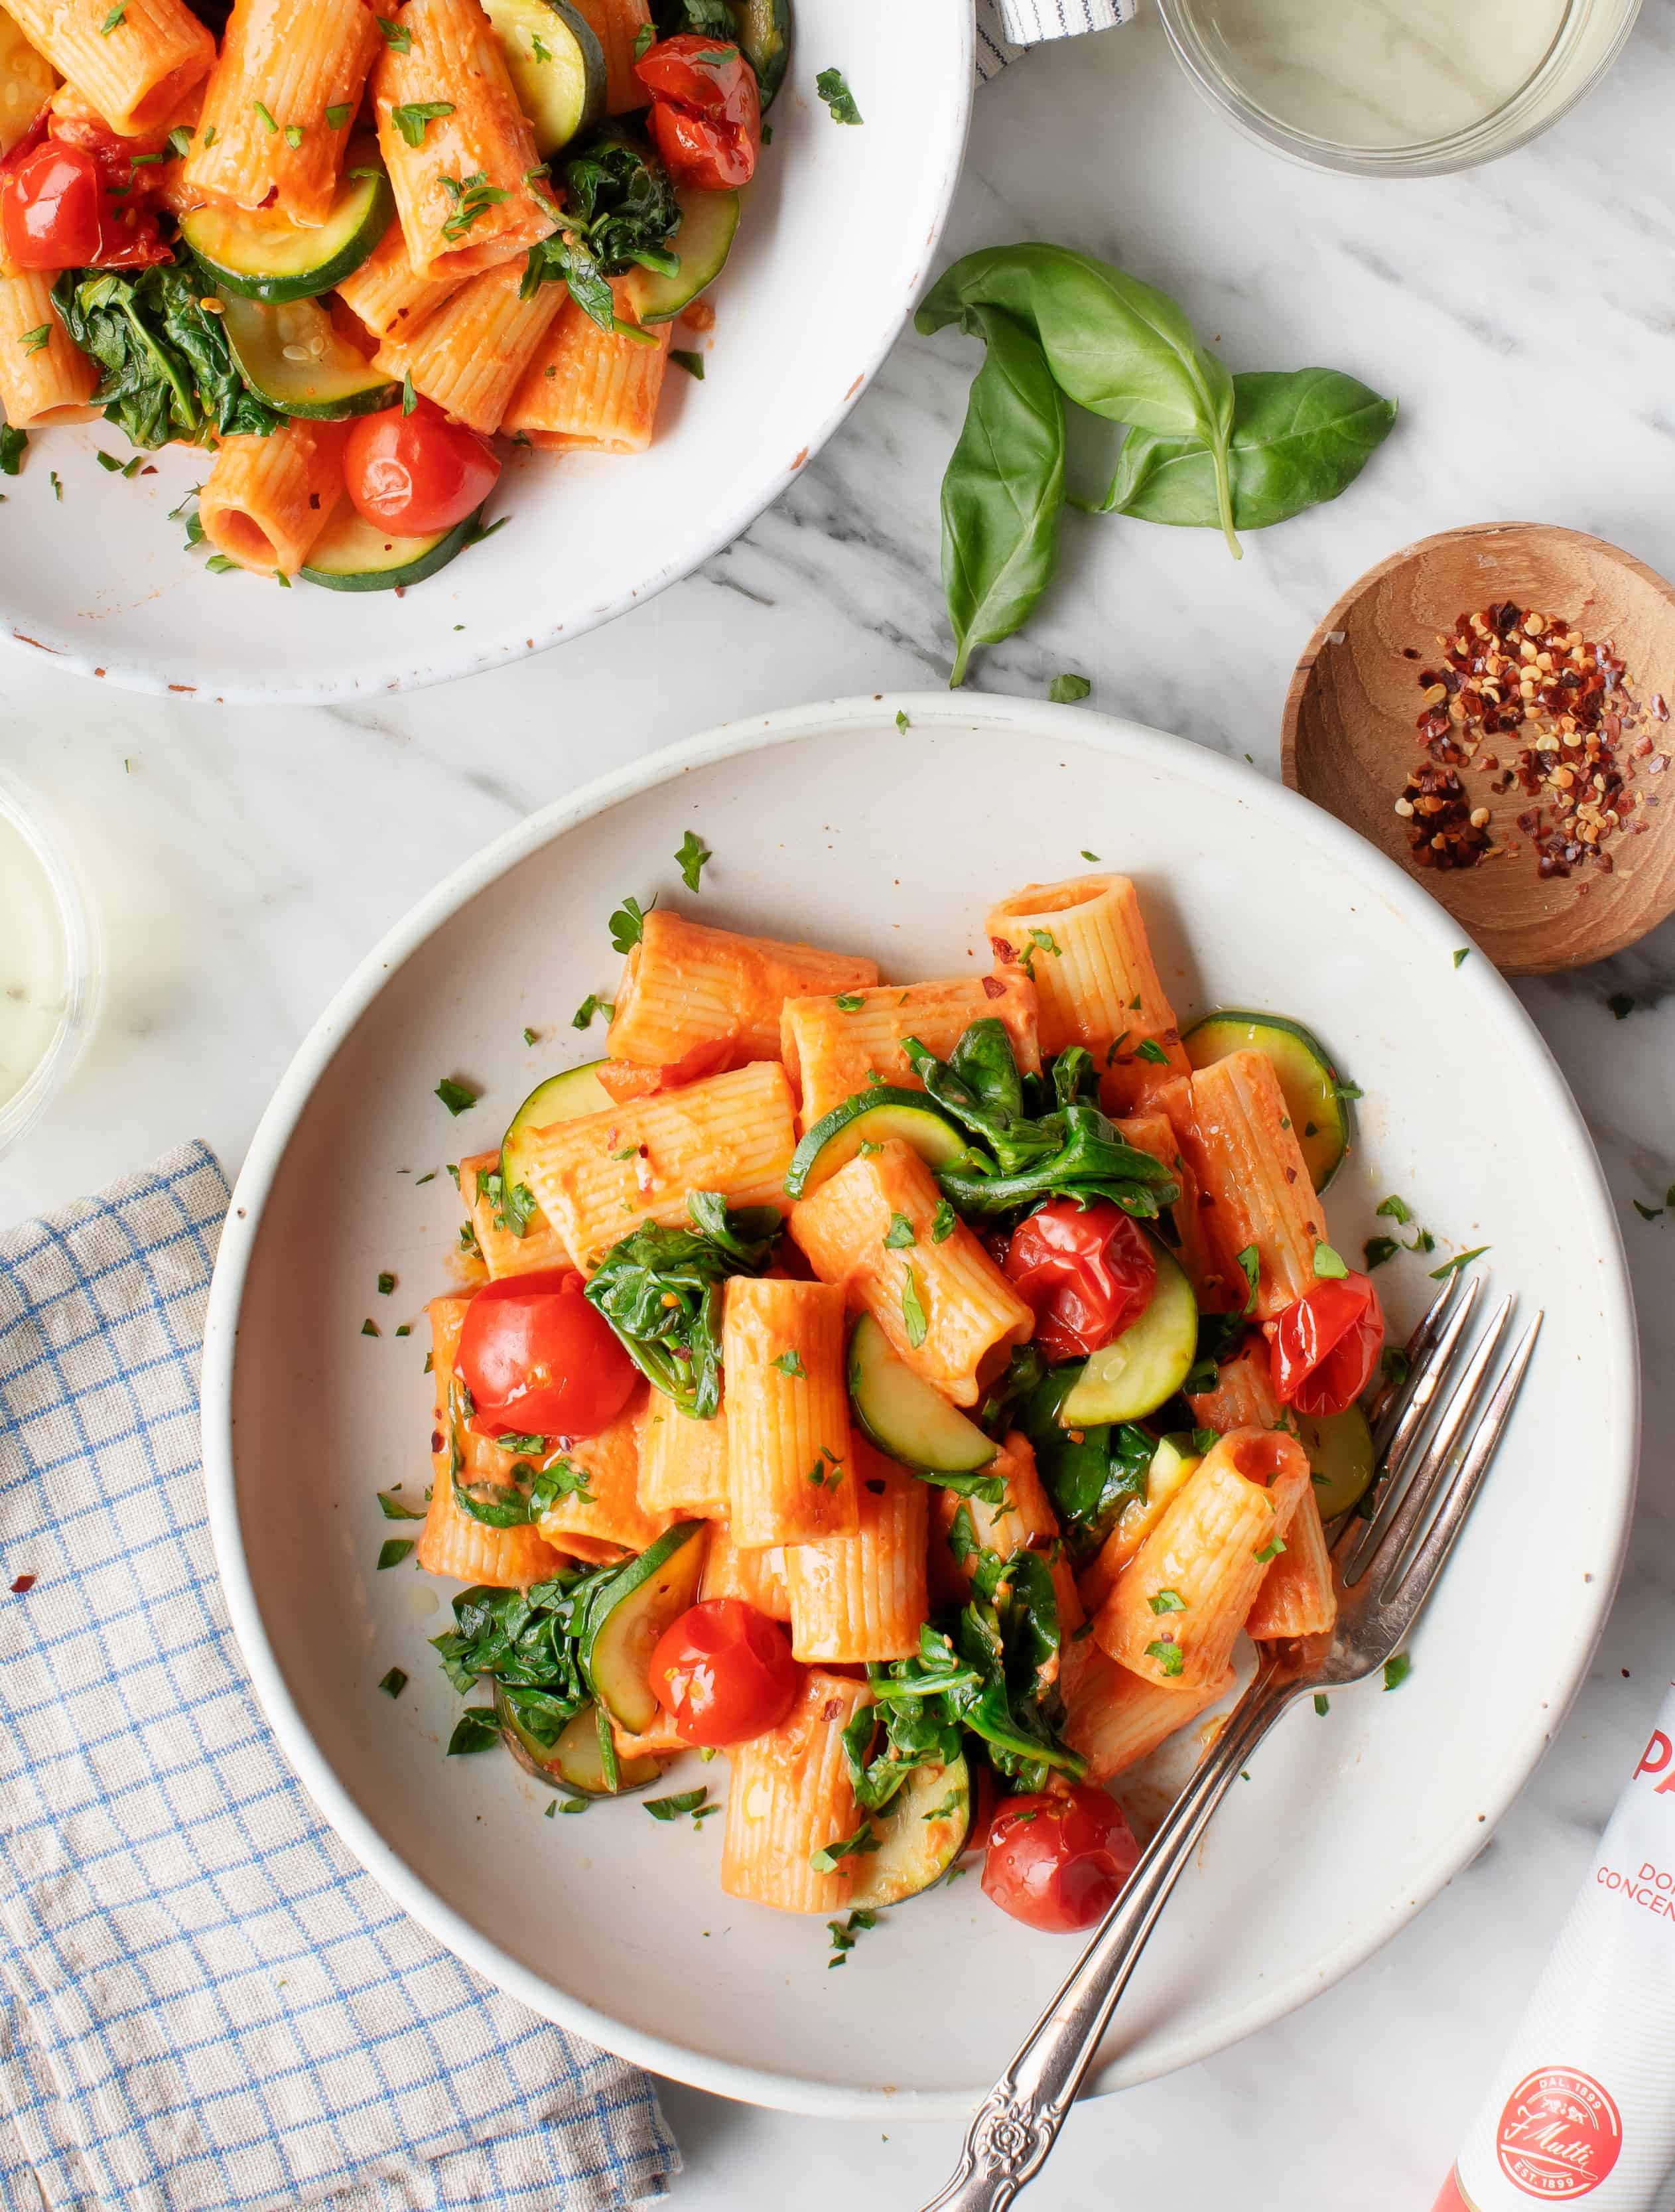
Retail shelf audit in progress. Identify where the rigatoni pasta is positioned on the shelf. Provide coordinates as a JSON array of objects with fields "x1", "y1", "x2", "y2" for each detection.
[
  {"x1": 0, "y1": 266, "x2": 98, "y2": 425},
  {"x1": 416, "y1": 1296, "x2": 567, "y2": 1586},
  {"x1": 638, "y1": 1387, "x2": 728, "y2": 1518},
  {"x1": 182, "y1": 0, "x2": 379, "y2": 223},
  {"x1": 721, "y1": 1670, "x2": 871, "y2": 1915},
  {"x1": 722, "y1": 1276, "x2": 855, "y2": 1547},
  {"x1": 1187, "y1": 1048, "x2": 1327, "y2": 1319},
  {"x1": 784, "y1": 1439, "x2": 927, "y2": 1662},
  {"x1": 4, "y1": 0, "x2": 212, "y2": 133},
  {"x1": 781, "y1": 971, "x2": 1039, "y2": 1128},
  {"x1": 701, "y1": 1518, "x2": 790, "y2": 1622},
  {"x1": 374, "y1": 253, "x2": 565, "y2": 434},
  {"x1": 503, "y1": 277, "x2": 671, "y2": 451},
  {"x1": 606, "y1": 910, "x2": 878, "y2": 1073},
  {"x1": 198, "y1": 418, "x2": 348, "y2": 573}
]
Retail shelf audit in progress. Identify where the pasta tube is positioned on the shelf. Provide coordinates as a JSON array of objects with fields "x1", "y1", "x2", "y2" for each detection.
[
  {"x1": 458, "y1": 1148, "x2": 570, "y2": 1279},
  {"x1": 1151, "y1": 1074, "x2": 1240, "y2": 1312},
  {"x1": 198, "y1": 419, "x2": 348, "y2": 574},
  {"x1": 637, "y1": 1386, "x2": 728, "y2": 1518},
  {"x1": 569, "y1": 0, "x2": 647, "y2": 113},
  {"x1": 182, "y1": 0, "x2": 379, "y2": 224},
  {"x1": 1060, "y1": 1639, "x2": 1233, "y2": 1782},
  {"x1": 790, "y1": 1141, "x2": 1032, "y2": 1407},
  {"x1": 722, "y1": 1277, "x2": 856, "y2": 1548},
  {"x1": 1, "y1": 10, "x2": 56, "y2": 157},
  {"x1": 534, "y1": 1384, "x2": 673, "y2": 1555},
  {"x1": 606, "y1": 909, "x2": 878, "y2": 1072},
  {"x1": 781, "y1": 970, "x2": 1040, "y2": 1128},
  {"x1": 720, "y1": 1669, "x2": 872, "y2": 1915},
  {"x1": 1246, "y1": 1483, "x2": 1337, "y2": 1639},
  {"x1": 521, "y1": 1060, "x2": 799, "y2": 1271},
  {"x1": 503, "y1": 276, "x2": 671, "y2": 451},
  {"x1": 334, "y1": 214, "x2": 462, "y2": 339},
  {"x1": 1187, "y1": 1049, "x2": 1327, "y2": 1320},
  {"x1": 415, "y1": 1296, "x2": 567, "y2": 1586},
  {"x1": 0, "y1": 265, "x2": 98, "y2": 425},
  {"x1": 701, "y1": 1518, "x2": 790, "y2": 1621},
  {"x1": 1075, "y1": 1437, "x2": 1200, "y2": 1616},
  {"x1": 785, "y1": 1439, "x2": 927, "y2": 1663},
  {"x1": 5, "y1": 0, "x2": 210, "y2": 133},
  {"x1": 1095, "y1": 1427, "x2": 1311, "y2": 1690},
  {"x1": 1186, "y1": 1336, "x2": 1282, "y2": 1432},
  {"x1": 984, "y1": 873, "x2": 1188, "y2": 1102},
  {"x1": 374, "y1": 253, "x2": 564, "y2": 433},
  {"x1": 372, "y1": 0, "x2": 556, "y2": 279}
]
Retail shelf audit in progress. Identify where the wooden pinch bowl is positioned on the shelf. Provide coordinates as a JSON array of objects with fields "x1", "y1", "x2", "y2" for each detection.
[{"x1": 1282, "y1": 522, "x2": 1675, "y2": 973}]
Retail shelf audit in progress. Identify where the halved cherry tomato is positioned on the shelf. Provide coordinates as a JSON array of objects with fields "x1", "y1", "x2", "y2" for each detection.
[
  {"x1": 457, "y1": 1269, "x2": 637, "y2": 1440},
  {"x1": 1268, "y1": 1269, "x2": 1384, "y2": 1417},
  {"x1": 342, "y1": 393, "x2": 501, "y2": 535},
  {"x1": 1, "y1": 142, "x2": 103, "y2": 269},
  {"x1": 1002, "y1": 1198, "x2": 1157, "y2": 1362},
  {"x1": 636, "y1": 33, "x2": 759, "y2": 190},
  {"x1": 650, "y1": 1597, "x2": 801, "y2": 1746},
  {"x1": 981, "y1": 1785, "x2": 1140, "y2": 1933}
]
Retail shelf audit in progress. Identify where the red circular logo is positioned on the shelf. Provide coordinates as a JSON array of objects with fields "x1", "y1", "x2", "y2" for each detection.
[{"x1": 1495, "y1": 2068, "x2": 1624, "y2": 2199}]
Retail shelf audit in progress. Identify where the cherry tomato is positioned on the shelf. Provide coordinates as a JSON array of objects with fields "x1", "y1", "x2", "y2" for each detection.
[
  {"x1": 650, "y1": 1598, "x2": 801, "y2": 1746},
  {"x1": 457, "y1": 1269, "x2": 637, "y2": 1440},
  {"x1": 1003, "y1": 1199, "x2": 1158, "y2": 1362},
  {"x1": 981, "y1": 1785, "x2": 1140, "y2": 1933},
  {"x1": 342, "y1": 394, "x2": 501, "y2": 535},
  {"x1": 1268, "y1": 1269, "x2": 1384, "y2": 1417},
  {"x1": 1, "y1": 142, "x2": 103, "y2": 269},
  {"x1": 636, "y1": 33, "x2": 759, "y2": 190}
]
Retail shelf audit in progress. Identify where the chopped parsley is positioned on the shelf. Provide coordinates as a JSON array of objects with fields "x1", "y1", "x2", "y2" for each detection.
[
  {"x1": 435, "y1": 1075, "x2": 478, "y2": 1115},
  {"x1": 1049, "y1": 673, "x2": 1091, "y2": 703},
  {"x1": 1144, "y1": 1637, "x2": 1184, "y2": 1679},
  {"x1": 377, "y1": 1538, "x2": 414, "y2": 1569},
  {"x1": 608, "y1": 894, "x2": 655, "y2": 953},
  {"x1": 675, "y1": 829, "x2": 711, "y2": 892},
  {"x1": 633, "y1": 21, "x2": 654, "y2": 56},
  {"x1": 1313, "y1": 1692, "x2": 1329, "y2": 1716},
  {"x1": 883, "y1": 1212, "x2": 916, "y2": 1250},
  {"x1": 252, "y1": 98, "x2": 278, "y2": 131},
  {"x1": 393, "y1": 99, "x2": 454, "y2": 147},
  {"x1": 285, "y1": 122, "x2": 304, "y2": 147},
  {"x1": 1376, "y1": 1194, "x2": 1412, "y2": 1224},
  {"x1": 19, "y1": 325, "x2": 51, "y2": 355},
  {"x1": 1453, "y1": 947, "x2": 1470, "y2": 968},
  {"x1": 806, "y1": 1448, "x2": 843, "y2": 1490},
  {"x1": 1312, "y1": 1241, "x2": 1348, "y2": 1280},
  {"x1": 440, "y1": 170, "x2": 508, "y2": 241},
  {"x1": 0, "y1": 425, "x2": 26, "y2": 473},
  {"x1": 645, "y1": 1788, "x2": 708, "y2": 1822},
  {"x1": 833, "y1": 992, "x2": 866, "y2": 1011},
  {"x1": 1081, "y1": 850, "x2": 1100, "y2": 862},
  {"x1": 377, "y1": 1487, "x2": 425, "y2": 1520},
  {"x1": 669, "y1": 348, "x2": 704, "y2": 378},
  {"x1": 895, "y1": 709, "x2": 909, "y2": 732},
  {"x1": 1363, "y1": 1236, "x2": 1399, "y2": 1271},
  {"x1": 1147, "y1": 1588, "x2": 1185, "y2": 1615},
  {"x1": 361, "y1": 1318, "x2": 379, "y2": 1338},
  {"x1": 401, "y1": 368, "x2": 416, "y2": 415},
  {"x1": 815, "y1": 66, "x2": 862, "y2": 123},
  {"x1": 1252, "y1": 1537, "x2": 1286, "y2": 1564},
  {"x1": 377, "y1": 1271, "x2": 395, "y2": 1294},
  {"x1": 773, "y1": 1349, "x2": 806, "y2": 1379},
  {"x1": 446, "y1": 1706, "x2": 501, "y2": 1754},
  {"x1": 1134, "y1": 1037, "x2": 1170, "y2": 1066},
  {"x1": 98, "y1": 1, "x2": 124, "y2": 27},
  {"x1": 809, "y1": 1819, "x2": 878, "y2": 1873},
  {"x1": 374, "y1": 14, "x2": 411, "y2": 48},
  {"x1": 326, "y1": 102, "x2": 351, "y2": 127},
  {"x1": 1429, "y1": 1245, "x2": 1489, "y2": 1280},
  {"x1": 378, "y1": 1667, "x2": 408, "y2": 1697},
  {"x1": 1607, "y1": 993, "x2": 1635, "y2": 1020},
  {"x1": 1234, "y1": 1243, "x2": 1260, "y2": 1316},
  {"x1": 930, "y1": 1199, "x2": 957, "y2": 1244},
  {"x1": 1383, "y1": 1652, "x2": 1412, "y2": 1692},
  {"x1": 572, "y1": 993, "x2": 614, "y2": 1028},
  {"x1": 900, "y1": 1263, "x2": 928, "y2": 1348}
]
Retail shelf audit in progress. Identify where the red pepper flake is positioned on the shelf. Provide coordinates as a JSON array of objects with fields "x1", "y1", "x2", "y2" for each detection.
[{"x1": 10, "y1": 1574, "x2": 36, "y2": 1594}]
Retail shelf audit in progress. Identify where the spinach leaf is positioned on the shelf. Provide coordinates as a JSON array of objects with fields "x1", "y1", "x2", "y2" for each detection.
[
  {"x1": 938, "y1": 304, "x2": 1064, "y2": 688},
  {"x1": 584, "y1": 1192, "x2": 779, "y2": 1417},
  {"x1": 53, "y1": 263, "x2": 280, "y2": 449},
  {"x1": 431, "y1": 1563, "x2": 618, "y2": 1748},
  {"x1": 918, "y1": 243, "x2": 1238, "y2": 558},
  {"x1": 1013, "y1": 1366, "x2": 1152, "y2": 1556},
  {"x1": 1090, "y1": 369, "x2": 1398, "y2": 532},
  {"x1": 522, "y1": 129, "x2": 681, "y2": 332}
]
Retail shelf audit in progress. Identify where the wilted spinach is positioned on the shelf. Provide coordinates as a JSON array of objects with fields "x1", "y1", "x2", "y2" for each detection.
[
  {"x1": 584, "y1": 1190, "x2": 779, "y2": 1417},
  {"x1": 431, "y1": 1565, "x2": 617, "y2": 1744},
  {"x1": 523, "y1": 130, "x2": 681, "y2": 333},
  {"x1": 52, "y1": 263, "x2": 279, "y2": 449}
]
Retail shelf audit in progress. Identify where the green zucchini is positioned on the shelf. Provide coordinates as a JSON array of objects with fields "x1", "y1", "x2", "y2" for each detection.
[
  {"x1": 629, "y1": 184, "x2": 740, "y2": 325},
  {"x1": 218, "y1": 289, "x2": 399, "y2": 419},
  {"x1": 1183, "y1": 1009, "x2": 1354, "y2": 1192},
  {"x1": 482, "y1": 0, "x2": 605, "y2": 156},
  {"x1": 494, "y1": 1686, "x2": 664, "y2": 1794},
  {"x1": 500, "y1": 1060, "x2": 613, "y2": 1221},
  {"x1": 785, "y1": 1086, "x2": 969, "y2": 1200},
  {"x1": 847, "y1": 1314, "x2": 997, "y2": 1476},
  {"x1": 182, "y1": 158, "x2": 391, "y2": 301},
  {"x1": 1058, "y1": 1242, "x2": 1198, "y2": 1428},
  {"x1": 300, "y1": 505, "x2": 480, "y2": 592},
  {"x1": 726, "y1": 0, "x2": 789, "y2": 109},
  {"x1": 1296, "y1": 1404, "x2": 1375, "y2": 1520},
  {"x1": 580, "y1": 1519, "x2": 707, "y2": 1733},
  {"x1": 847, "y1": 1751, "x2": 971, "y2": 1909}
]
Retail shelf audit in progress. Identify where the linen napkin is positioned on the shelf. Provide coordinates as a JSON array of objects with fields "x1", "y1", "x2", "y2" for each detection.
[
  {"x1": 976, "y1": 0, "x2": 1136, "y2": 82},
  {"x1": 0, "y1": 1142, "x2": 678, "y2": 2212}
]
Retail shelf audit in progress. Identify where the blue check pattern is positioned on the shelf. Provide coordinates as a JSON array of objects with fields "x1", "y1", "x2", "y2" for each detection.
[
  {"x1": 976, "y1": 0, "x2": 1132, "y2": 80},
  {"x1": 0, "y1": 1144, "x2": 676, "y2": 2212}
]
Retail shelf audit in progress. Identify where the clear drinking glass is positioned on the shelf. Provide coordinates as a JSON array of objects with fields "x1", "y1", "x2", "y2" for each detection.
[
  {"x1": 0, "y1": 768, "x2": 101, "y2": 1158},
  {"x1": 1156, "y1": 0, "x2": 1642, "y2": 178}
]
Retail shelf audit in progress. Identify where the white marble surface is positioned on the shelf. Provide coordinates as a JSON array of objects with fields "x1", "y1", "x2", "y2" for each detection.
[{"x1": 4, "y1": 7, "x2": 1675, "y2": 2204}]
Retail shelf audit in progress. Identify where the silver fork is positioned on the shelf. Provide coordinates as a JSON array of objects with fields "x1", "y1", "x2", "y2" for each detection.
[{"x1": 919, "y1": 1270, "x2": 1542, "y2": 2212}]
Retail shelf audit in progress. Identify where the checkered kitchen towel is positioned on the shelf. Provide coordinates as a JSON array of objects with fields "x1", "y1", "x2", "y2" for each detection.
[
  {"x1": 0, "y1": 1143, "x2": 677, "y2": 2212},
  {"x1": 975, "y1": 0, "x2": 1136, "y2": 82}
]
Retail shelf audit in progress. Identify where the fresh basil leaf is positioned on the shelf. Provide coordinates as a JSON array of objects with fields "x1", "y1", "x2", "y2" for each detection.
[
  {"x1": 814, "y1": 66, "x2": 862, "y2": 123},
  {"x1": 809, "y1": 1819, "x2": 879, "y2": 1872},
  {"x1": 435, "y1": 1075, "x2": 478, "y2": 1115},
  {"x1": 446, "y1": 1706, "x2": 502, "y2": 1753},
  {"x1": 376, "y1": 1539, "x2": 414, "y2": 1568},
  {"x1": 378, "y1": 1667, "x2": 407, "y2": 1697},
  {"x1": 377, "y1": 1487, "x2": 426, "y2": 1519},
  {"x1": 645, "y1": 1787, "x2": 707, "y2": 1820}
]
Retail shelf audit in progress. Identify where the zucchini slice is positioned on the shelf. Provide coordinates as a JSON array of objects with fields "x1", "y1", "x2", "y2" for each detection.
[
  {"x1": 847, "y1": 1752, "x2": 971, "y2": 1909},
  {"x1": 847, "y1": 1314, "x2": 997, "y2": 1476},
  {"x1": 1183, "y1": 1009, "x2": 1353, "y2": 1192},
  {"x1": 182, "y1": 160, "x2": 391, "y2": 302},
  {"x1": 580, "y1": 1519, "x2": 707, "y2": 1734},
  {"x1": 218, "y1": 289, "x2": 399, "y2": 419},
  {"x1": 785, "y1": 1085, "x2": 969, "y2": 1200},
  {"x1": 300, "y1": 505, "x2": 480, "y2": 592},
  {"x1": 500, "y1": 1060, "x2": 613, "y2": 1208},
  {"x1": 726, "y1": 0, "x2": 789, "y2": 110},
  {"x1": 1058, "y1": 1242, "x2": 1198, "y2": 1428},
  {"x1": 628, "y1": 184, "x2": 740, "y2": 325},
  {"x1": 494, "y1": 1687, "x2": 664, "y2": 1795},
  {"x1": 1296, "y1": 1403, "x2": 1375, "y2": 1520},
  {"x1": 483, "y1": 0, "x2": 605, "y2": 157}
]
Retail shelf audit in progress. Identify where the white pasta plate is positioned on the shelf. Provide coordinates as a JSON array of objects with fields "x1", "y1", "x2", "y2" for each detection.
[
  {"x1": 201, "y1": 693, "x2": 1638, "y2": 2117},
  {"x1": 0, "y1": 2, "x2": 969, "y2": 705}
]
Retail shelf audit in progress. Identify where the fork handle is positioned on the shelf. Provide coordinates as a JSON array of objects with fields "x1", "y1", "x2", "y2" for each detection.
[{"x1": 920, "y1": 1667, "x2": 1293, "y2": 2212}]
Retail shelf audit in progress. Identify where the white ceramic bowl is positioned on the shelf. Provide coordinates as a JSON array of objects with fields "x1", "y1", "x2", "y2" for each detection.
[
  {"x1": 0, "y1": 5, "x2": 971, "y2": 703},
  {"x1": 202, "y1": 695, "x2": 1638, "y2": 2118}
]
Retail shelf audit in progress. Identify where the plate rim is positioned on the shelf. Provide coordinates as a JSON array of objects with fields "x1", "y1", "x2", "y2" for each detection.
[
  {"x1": 200, "y1": 691, "x2": 1640, "y2": 2118},
  {"x1": 0, "y1": 6, "x2": 974, "y2": 706}
]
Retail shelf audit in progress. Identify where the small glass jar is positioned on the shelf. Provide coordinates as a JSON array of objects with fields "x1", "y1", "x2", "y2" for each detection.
[
  {"x1": 0, "y1": 768, "x2": 101, "y2": 1158},
  {"x1": 1156, "y1": 0, "x2": 1642, "y2": 179}
]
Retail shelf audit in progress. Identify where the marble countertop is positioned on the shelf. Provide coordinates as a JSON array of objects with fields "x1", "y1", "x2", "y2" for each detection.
[{"x1": 4, "y1": 7, "x2": 1674, "y2": 2205}]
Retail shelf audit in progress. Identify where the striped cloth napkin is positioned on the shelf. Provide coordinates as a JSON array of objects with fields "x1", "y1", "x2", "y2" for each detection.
[
  {"x1": 975, "y1": 0, "x2": 1136, "y2": 81},
  {"x1": 0, "y1": 1143, "x2": 678, "y2": 2212}
]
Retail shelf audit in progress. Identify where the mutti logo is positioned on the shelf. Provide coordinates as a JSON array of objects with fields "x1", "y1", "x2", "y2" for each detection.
[
  {"x1": 1632, "y1": 1728, "x2": 1675, "y2": 1793},
  {"x1": 1495, "y1": 2069, "x2": 1623, "y2": 2200}
]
